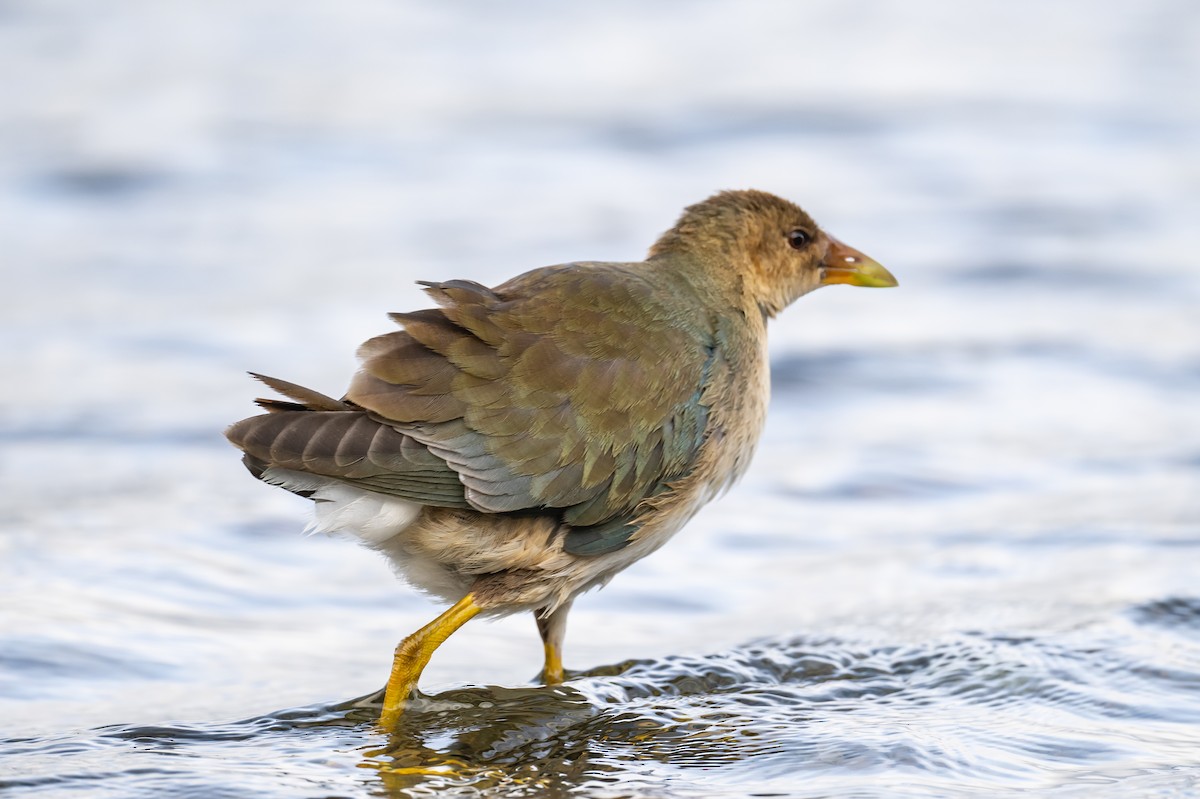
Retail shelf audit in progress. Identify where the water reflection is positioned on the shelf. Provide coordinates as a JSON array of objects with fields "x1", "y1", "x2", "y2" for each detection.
[{"x1": 368, "y1": 609, "x2": 1200, "y2": 794}]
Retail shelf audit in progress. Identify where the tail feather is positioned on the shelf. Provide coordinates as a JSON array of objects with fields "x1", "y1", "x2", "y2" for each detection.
[
  {"x1": 227, "y1": 380, "x2": 470, "y2": 509},
  {"x1": 254, "y1": 398, "x2": 310, "y2": 413},
  {"x1": 248, "y1": 372, "x2": 350, "y2": 411}
]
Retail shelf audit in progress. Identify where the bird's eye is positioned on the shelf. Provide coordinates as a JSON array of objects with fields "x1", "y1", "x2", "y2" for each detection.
[{"x1": 787, "y1": 229, "x2": 812, "y2": 250}]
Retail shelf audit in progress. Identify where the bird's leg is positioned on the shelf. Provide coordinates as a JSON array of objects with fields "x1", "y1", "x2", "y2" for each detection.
[
  {"x1": 380, "y1": 592, "x2": 482, "y2": 726},
  {"x1": 534, "y1": 599, "x2": 573, "y2": 685}
]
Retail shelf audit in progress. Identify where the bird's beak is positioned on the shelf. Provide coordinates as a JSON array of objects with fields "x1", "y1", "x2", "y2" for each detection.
[{"x1": 820, "y1": 235, "x2": 898, "y2": 288}]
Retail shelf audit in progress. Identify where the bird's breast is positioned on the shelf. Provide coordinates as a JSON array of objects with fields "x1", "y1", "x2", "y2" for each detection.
[
  {"x1": 703, "y1": 325, "x2": 771, "y2": 491},
  {"x1": 638, "y1": 328, "x2": 771, "y2": 533}
]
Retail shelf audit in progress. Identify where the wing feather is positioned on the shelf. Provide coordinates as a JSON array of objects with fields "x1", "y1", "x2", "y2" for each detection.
[
  {"x1": 345, "y1": 264, "x2": 716, "y2": 530},
  {"x1": 230, "y1": 262, "x2": 717, "y2": 554}
]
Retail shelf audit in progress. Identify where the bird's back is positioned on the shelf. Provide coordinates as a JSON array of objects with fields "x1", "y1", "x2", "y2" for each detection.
[{"x1": 225, "y1": 258, "x2": 759, "y2": 557}]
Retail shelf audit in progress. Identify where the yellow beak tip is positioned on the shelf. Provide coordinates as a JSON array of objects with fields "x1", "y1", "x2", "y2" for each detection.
[
  {"x1": 822, "y1": 261, "x2": 899, "y2": 288},
  {"x1": 859, "y1": 268, "x2": 900, "y2": 288}
]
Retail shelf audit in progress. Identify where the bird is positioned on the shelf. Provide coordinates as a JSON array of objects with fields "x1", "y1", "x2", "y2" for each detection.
[{"x1": 225, "y1": 189, "x2": 896, "y2": 726}]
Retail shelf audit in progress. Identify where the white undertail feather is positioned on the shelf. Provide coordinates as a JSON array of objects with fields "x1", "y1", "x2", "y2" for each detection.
[
  {"x1": 260, "y1": 467, "x2": 420, "y2": 544},
  {"x1": 259, "y1": 466, "x2": 469, "y2": 604}
]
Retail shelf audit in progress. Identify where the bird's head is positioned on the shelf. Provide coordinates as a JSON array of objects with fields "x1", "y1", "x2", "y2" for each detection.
[{"x1": 649, "y1": 189, "x2": 897, "y2": 318}]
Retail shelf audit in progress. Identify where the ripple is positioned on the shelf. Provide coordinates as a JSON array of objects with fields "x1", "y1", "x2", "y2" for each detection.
[
  {"x1": 348, "y1": 625, "x2": 1200, "y2": 794},
  {"x1": 1128, "y1": 597, "x2": 1200, "y2": 635},
  {"x1": 0, "y1": 637, "x2": 174, "y2": 700},
  {"x1": 4, "y1": 613, "x2": 1199, "y2": 797}
]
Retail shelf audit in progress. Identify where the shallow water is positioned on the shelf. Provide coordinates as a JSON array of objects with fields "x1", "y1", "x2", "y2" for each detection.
[
  {"x1": 3, "y1": 1, "x2": 1200, "y2": 797},
  {"x1": 7, "y1": 615, "x2": 1200, "y2": 797}
]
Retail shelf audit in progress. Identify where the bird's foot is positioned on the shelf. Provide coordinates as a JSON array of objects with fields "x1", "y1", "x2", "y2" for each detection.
[{"x1": 378, "y1": 593, "x2": 482, "y2": 727}]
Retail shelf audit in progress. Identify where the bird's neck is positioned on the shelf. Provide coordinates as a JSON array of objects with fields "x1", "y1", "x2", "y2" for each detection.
[{"x1": 647, "y1": 249, "x2": 767, "y2": 332}]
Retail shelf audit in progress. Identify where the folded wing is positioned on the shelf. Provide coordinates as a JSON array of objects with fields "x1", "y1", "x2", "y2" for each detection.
[{"x1": 228, "y1": 263, "x2": 716, "y2": 555}]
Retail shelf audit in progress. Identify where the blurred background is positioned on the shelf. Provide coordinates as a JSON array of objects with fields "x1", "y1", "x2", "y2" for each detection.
[{"x1": 2, "y1": 1, "x2": 1198, "y2": 797}]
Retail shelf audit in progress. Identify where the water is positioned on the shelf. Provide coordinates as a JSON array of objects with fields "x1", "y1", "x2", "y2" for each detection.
[{"x1": 3, "y1": 1, "x2": 1200, "y2": 796}]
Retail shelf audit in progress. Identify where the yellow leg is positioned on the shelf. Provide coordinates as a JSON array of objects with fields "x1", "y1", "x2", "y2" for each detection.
[
  {"x1": 542, "y1": 640, "x2": 564, "y2": 685},
  {"x1": 534, "y1": 599, "x2": 572, "y2": 685},
  {"x1": 380, "y1": 593, "x2": 482, "y2": 727}
]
